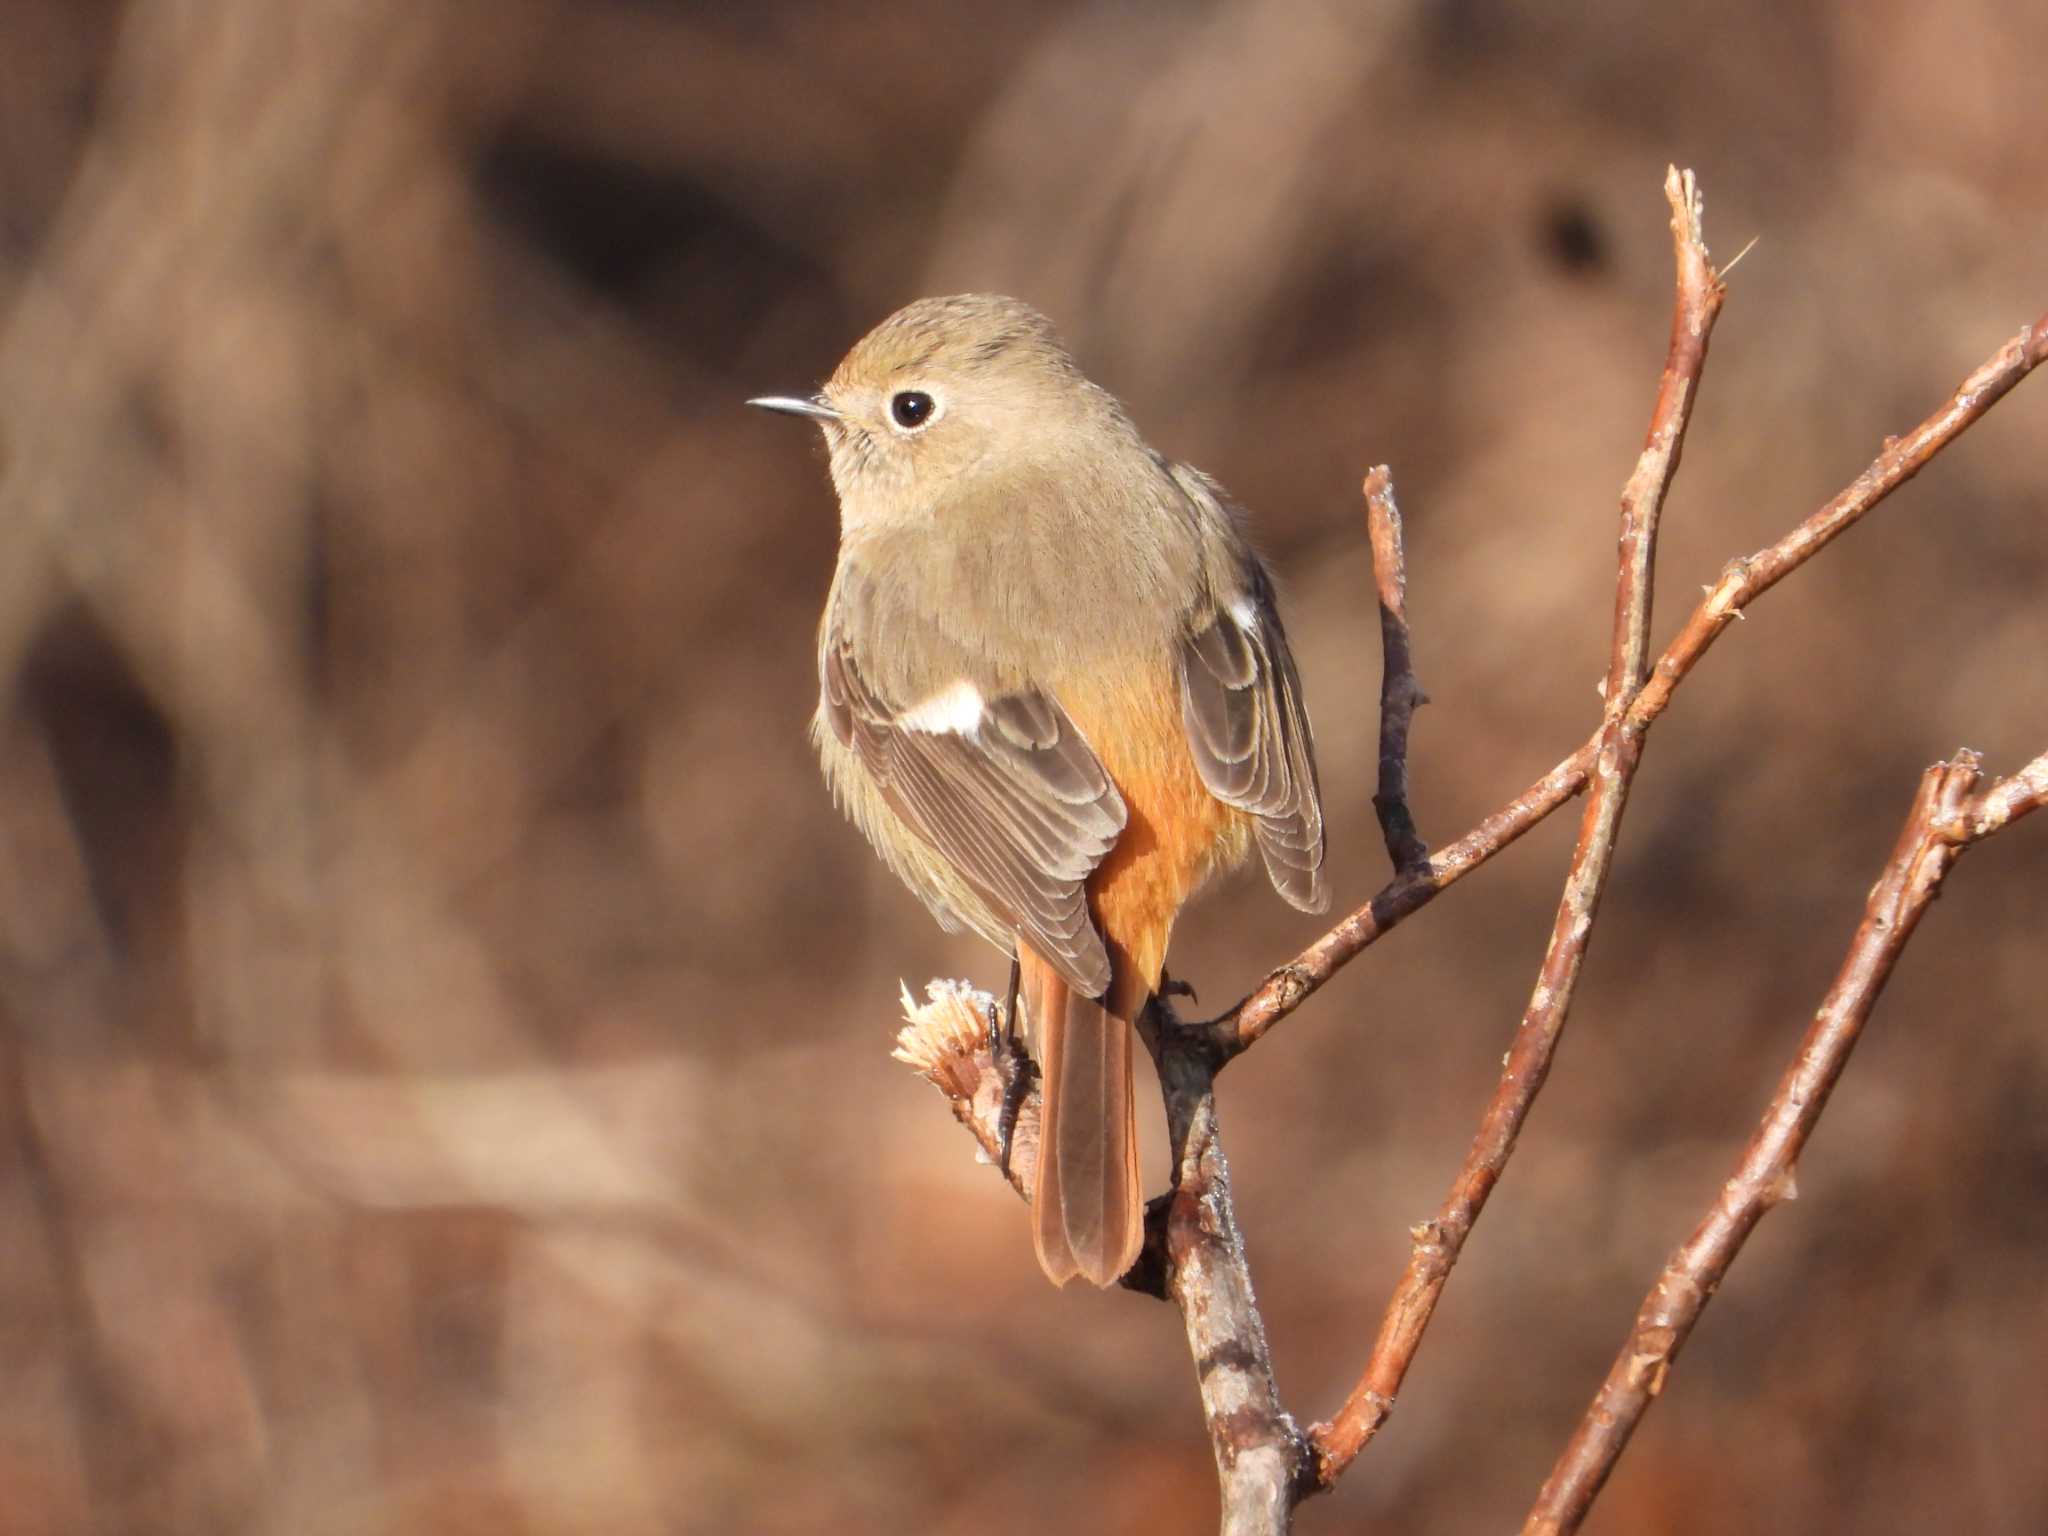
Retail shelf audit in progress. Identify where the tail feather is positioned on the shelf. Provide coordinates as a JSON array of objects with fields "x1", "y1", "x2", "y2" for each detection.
[{"x1": 1022, "y1": 949, "x2": 1143, "y2": 1287}]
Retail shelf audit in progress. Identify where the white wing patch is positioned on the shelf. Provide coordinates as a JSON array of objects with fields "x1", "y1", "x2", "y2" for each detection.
[{"x1": 899, "y1": 679, "x2": 986, "y2": 735}]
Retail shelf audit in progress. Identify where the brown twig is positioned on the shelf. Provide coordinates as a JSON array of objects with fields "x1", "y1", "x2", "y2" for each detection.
[
  {"x1": 1308, "y1": 165, "x2": 1726, "y2": 1483},
  {"x1": 1365, "y1": 466, "x2": 1430, "y2": 875},
  {"x1": 1210, "y1": 303, "x2": 2048, "y2": 1064},
  {"x1": 1522, "y1": 748, "x2": 2046, "y2": 1535},
  {"x1": 1625, "y1": 314, "x2": 2048, "y2": 735},
  {"x1": 1934, "y1": 751, "x2": 2048, "y2": 838},
  {"x1": 1147, "y1": 1018, "x2": 1311, "y2": 1530},
  {"x1": 1607, "y1": 168, "x2": 1716, "y2": 703},
  {"x1": 897, "y1": 986, "x2": 1307, "y2": 1529}
]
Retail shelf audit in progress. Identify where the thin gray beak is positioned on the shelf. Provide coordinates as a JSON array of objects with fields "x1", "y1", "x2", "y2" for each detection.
[{"x1": 747, "y1": 394, "x2": 840, "y2": 422}]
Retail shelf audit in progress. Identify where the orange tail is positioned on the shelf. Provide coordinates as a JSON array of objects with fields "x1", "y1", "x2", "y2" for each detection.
[{"x1": 1022, "y1": 947, "x2": 1145, "y2": 1287}]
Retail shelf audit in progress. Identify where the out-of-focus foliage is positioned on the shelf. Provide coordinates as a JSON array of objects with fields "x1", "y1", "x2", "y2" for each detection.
[{"x1": 0, "y1": 3, "x2": 2042, "y2": 1532}]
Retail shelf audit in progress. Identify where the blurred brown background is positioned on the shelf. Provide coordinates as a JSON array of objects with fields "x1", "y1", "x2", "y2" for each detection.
[{"x1": 0, "y1": 3, "x2": 2042, "y2": 1532}]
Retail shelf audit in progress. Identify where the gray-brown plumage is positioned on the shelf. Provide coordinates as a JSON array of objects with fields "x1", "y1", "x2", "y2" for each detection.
[{"x1": 754, "y1": 294, "x2": 1326, "y2": 1286}]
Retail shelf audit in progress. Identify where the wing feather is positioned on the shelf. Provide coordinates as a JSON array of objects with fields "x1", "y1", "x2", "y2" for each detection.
[
  {"x1": 1177, "y1": 585, "x2": 1329, "y2": 913},
  {"x1": 823, "y1": 632, "x2": 1124, "y2": 995}
]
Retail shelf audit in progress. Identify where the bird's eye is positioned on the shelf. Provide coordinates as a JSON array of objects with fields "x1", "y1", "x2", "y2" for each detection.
[{"x1": 890, "y1": 390, "x2": 936, "y2": 429}]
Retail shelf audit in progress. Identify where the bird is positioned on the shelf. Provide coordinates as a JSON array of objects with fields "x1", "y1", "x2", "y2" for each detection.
[{"x1": 752, "y1": 294, "x2": 1327, "y2": 1287}]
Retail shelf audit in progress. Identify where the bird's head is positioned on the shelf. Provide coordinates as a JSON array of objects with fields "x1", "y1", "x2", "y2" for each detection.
[{"x1": 752, "y1": 294, "x2": 1126, "y2": 533}]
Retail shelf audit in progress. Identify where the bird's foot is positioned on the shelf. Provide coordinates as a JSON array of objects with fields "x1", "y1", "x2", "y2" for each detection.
[
  {"x1": 987, "y1": 955, "x2": 1022, "y2": 1073},
  {"x1": 994, "y1": 1031, "x2": 1034, "y2": 1178}
]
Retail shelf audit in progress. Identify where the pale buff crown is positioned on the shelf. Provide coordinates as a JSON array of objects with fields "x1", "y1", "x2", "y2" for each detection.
[{"x1": 815, "y1": 294, "x2": 1144, "y2": 533}]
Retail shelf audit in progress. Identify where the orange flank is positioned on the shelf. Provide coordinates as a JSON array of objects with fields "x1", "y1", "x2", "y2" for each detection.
[
  {"x1": 1021, "y1": 661, "x2": 1253, "y2": 1285},
  {"x1": 1060, "y1": 665, "x2": 1253, "y2": 992}
]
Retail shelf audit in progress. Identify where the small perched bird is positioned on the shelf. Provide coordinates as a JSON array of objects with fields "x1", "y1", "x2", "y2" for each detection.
[{"x1": 753, "y1": 295, "x2": 1327, "y2": 1287}]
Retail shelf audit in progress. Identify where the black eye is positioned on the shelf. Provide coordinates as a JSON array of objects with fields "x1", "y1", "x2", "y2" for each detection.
[{"x1": 890, "y1": 390, "x2": 935, "y2": 429}]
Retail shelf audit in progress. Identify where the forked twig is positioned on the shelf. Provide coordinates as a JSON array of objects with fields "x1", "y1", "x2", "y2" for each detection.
[
  {"x1": 1210, "y1": 306, "x2": 2048, "y2": 1064},
  {"x1": 1522, "y1": 748, "x2": 2048, "y2": 1534},
  {"x1": 1309, "y1": 164, "x2": 1726, "y2": 1482}
]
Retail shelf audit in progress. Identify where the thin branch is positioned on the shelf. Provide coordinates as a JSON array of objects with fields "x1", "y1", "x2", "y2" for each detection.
[
  {"x1": 1308, "y1": 165, "x2": 1725, "y2": 1483},
  {"x1": 897, "y1": 986, "x2": 1307, "y2": 1530},
  {"x1": 1209, "y1": 747, "x2": 1594, "y2": 1063},
  {"x1": 1147, "y1": 1019, "x2": 1310, "y2": 1532},
  {"x1": 1625, "y1": 312, "x2": 2048, "y2": 734},
  {"x1": 1366, "y1": 466, "x2": 1430, "y2": 875},
  {"x1": 1935, "y1": 750, "x2": 2048, "y2": 839},
  {"x1": 1522, "y1": 749, "x2": 2041, "y2": 1535},
  {"x1": 1606, "y1": 168, "x2": 1716, "y2": 705},
  {"x1": 1210, "y1": 300, "x2": 2048, "y2": 1064}
]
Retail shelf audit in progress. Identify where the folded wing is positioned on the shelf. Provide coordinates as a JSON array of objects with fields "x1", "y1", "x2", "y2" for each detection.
[
  {"x1": 821, "y1": 631, "x2": 1125, "y2": 996},
  {"x1": 1177, "y1": 582, "x2": 1329, "y2": 913}
]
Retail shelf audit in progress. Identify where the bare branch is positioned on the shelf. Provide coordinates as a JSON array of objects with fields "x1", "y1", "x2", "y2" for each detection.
[
  {"x1": 1149, "y1": 1021, "x2": 1311, "y2": 1531},
  {"x1": 897, "y1": 988, "x2": 1308, "y2": 1528},
  {"x1": 1522, "y1": 749, "x2": 2040, "y2": 1534},
  {"x1": 1626, "y1": 312, "x2": 2048, "y2": 733},
  {"x1": 1365, "y1": 466, "x2": 1430, "y2": 875},
  {"x1": 1211, "y1": 300, "x2": 2048, "y2": 1063},
  {"x1": 1308, "y1": 166, "x2": 1725, "y2": 1483},
  {"x1": 1607, "y1": 167, "x2": 1718, "y2": 703}
]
